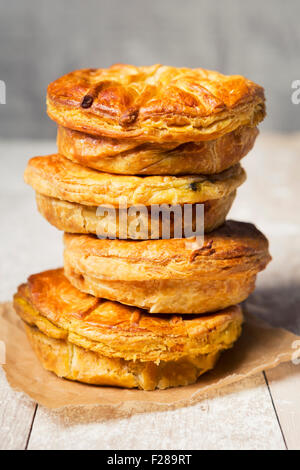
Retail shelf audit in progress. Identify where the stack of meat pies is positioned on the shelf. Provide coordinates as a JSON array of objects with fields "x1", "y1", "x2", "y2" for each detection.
[{"x1": 16, "y1": 65, "x2": 271, "y2": 390}]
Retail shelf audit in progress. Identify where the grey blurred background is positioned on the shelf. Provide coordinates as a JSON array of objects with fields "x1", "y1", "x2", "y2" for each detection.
[{"x1": 0, "y1": 0, "x2": 299, "y2": 139}]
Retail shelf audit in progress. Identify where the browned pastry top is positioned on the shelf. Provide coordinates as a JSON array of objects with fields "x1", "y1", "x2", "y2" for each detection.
[
  {"x1": 63, "y1": 220, "x2": 271, "y2": 281},
  {"x1": 47, "y1": 64, "x2": 265, "y2": 142}
]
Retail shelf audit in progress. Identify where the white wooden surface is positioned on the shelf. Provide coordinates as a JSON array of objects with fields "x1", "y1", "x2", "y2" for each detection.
[{"x1": 0, "y1": 136, "x2": 299, "y2": 450}]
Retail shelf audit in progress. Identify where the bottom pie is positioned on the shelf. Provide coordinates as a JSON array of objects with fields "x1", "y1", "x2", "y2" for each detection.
[{"x1": 13, "y1": 269, "x2": 243, "y2": 390}]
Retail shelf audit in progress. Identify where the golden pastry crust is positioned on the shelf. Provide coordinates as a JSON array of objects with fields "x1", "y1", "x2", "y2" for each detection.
[
  {"x1": 24, "y1": 154, "x2": 246, "y2": 207},
  {"x1": 35, "y1": 191, "x2": 236, "y2": 238},
  {"x1": 64, "y1": 220, "x2": 271, "y2": 281},
  {"x1": 63, "y1": 271, "x2": 257, "y2": 315},
  {"x1": 57, "y1": 125, "x2": 259, "y2": 175},
  {"x1": 47, "y1": 64, "x2": 265, "y2": 143},
  {"x1": 24, "y1": 325, "x2": 221, "y2": 390},
  {"x1": 13, "y1": 269, "x2": 243, "y2": 389},
  {"x1": 63, "y1": 221, "x2": 271, "y2": 314}
]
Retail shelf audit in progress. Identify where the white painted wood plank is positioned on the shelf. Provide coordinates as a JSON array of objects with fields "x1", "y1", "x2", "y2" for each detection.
[
  {"x1": 266, "y1": 362, "x2": 300, "y2": 450},
  {"x1": 0, "y1": 369, "x2": 36, "y2": 450},
  {"x1": 27, "y1": 373, "x2": 285, "y2": 450}
]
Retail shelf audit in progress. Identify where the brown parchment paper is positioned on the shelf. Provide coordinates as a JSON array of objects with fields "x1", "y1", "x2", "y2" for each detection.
[{"x1": 1, "y1": 301, "x2": 299, "y2": 411}]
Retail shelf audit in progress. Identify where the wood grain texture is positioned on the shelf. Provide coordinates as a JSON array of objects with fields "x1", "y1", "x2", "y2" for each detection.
[
  {"x1": 266, "y1": 362, "x2": 300, "y2": 450},
  {"x1": 0, "y1": 370, "x2": 36, "y2": 450},
  {"x1": 26, "y1": 374, "x2": 284, "y2": 450}
]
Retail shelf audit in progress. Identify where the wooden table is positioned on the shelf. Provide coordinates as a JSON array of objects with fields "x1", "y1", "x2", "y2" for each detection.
[{"x1": 1, "y1": 135, "x2": 299, "y2": 450}]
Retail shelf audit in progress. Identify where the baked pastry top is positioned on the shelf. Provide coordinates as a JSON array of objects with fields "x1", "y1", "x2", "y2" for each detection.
[
  {"x1": 63, "y1": 220, "x2": 271, "y2": 282},
  {"x1": 14, "y1": 268, "x2": 243, "y2": 363},
  {"x1": 57, "y1": 125, "x2": 259, "y2": 175},
  {"x1": 24, "y1": 154, "x2": 246, "y2": 206},
  {"x1": 47, "y1": 64, "x2": 265, "y2": 143}
]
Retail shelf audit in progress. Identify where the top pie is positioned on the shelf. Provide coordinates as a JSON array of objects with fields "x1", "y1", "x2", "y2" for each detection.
[{"x1": 47, "y1": 64, "x2": 265, "y2": 143}]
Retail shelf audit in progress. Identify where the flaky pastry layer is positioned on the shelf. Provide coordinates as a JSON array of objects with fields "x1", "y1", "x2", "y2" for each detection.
[
  {"x1": 13, "y1": 269, "x2": 243, "y2": 364},
  {"x1": 63, "y1": 221, "x2": 271, "y2": 313},
  {"x1": 47, "y1": 65, "x2": 265, "y2": 143},
  {"x1": 24, "y1": 154, "x2": 246, "y2": 207},
  {"x1": 64, "y1": 268, "x2": 257, "y2": 314},
  {"x1": 35, "y1": 191, "x2": 236, "y2": 238},
  {"x1": 24, "y1": 325, "x2": 222, "y2": 390},
  {"x1": 63, "y1": 221, "x2": 271, "y2": 281},
  {"x1": 57, "y1": 125, "x2": 258, "y2": 175}
]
